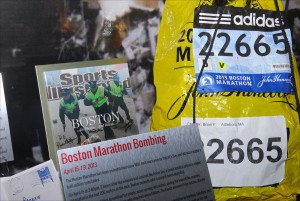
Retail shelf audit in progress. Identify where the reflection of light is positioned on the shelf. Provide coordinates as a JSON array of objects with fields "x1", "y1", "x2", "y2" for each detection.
[
  {"x1": 11, "y1": 48, "x2": 21, "y2": 57},
  {"x1": 99, "y1": 0, "x2": 135, "y2": 21},
  {"x1": 99, "y1": 0, "x2": 157, "y2": 21}
]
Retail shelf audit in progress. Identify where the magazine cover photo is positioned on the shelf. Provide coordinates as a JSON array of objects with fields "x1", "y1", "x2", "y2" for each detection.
[{"x1": 36, "y1": 59, "x2": 139, "y2": 165}]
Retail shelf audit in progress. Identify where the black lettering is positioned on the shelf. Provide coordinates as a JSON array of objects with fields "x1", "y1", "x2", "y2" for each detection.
[
  {"x1": 93, "y1": 72, "x2": 102, "y2": 81},
  {"x1": 167, "y1": 82, "x2": 195, "y2": 120},
  {"x1": 270, "y1": 96, "x2": 297, "y2": 111},
  {"x1": 178, "y1": 29, "x2": 185, "y2": 43},
  {"x1": 167, "y1": 86, "x2": 295, "y2": 121},
  {"x1": 83, "y1": 73, "x2": 95, "y2": 82},
  {"x1": 74, "y1": 85, "x2": 85, "y2": 94},
  {"x1": 186, "y1": 28, "x2": 193, "y2": 43},
  {"x1": 176, "y1": 46, "x2": 191, "y2": 62},
  {"x1": 73, "y1": 74, "x2": 84, "y2": 85},
  {"x1": 60, "y1": 73, "x2": 73, "y2": 86},
  {"x1": 107, "y1": 70, "x2": 117, "y2": 79},
  {"x1": 101, "y1": 70, "x2": 108, "y2": 80}
]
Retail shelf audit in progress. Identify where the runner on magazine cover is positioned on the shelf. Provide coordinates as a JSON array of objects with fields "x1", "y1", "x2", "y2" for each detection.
[
  {"x1": 84, "y1": 81, "x2": 115, "y2": 140},
  {"x1": 59, "y1": 88, "x2": 89, "y2": 145},
  {"x1": 107, "y1": 74, "x2": 133, "y2": 126}
]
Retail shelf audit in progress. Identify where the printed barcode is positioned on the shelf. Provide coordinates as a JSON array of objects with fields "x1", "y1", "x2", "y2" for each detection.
[{"x1": 272, "y1": 64, "x2": 290, "y2": 70}]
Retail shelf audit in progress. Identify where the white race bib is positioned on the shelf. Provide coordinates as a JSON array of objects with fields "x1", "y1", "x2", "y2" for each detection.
[
  {"x1": 193, "y1": 6, "x2": 294, "y2": 94},
  {"x1": 182, "y1": 116, "x2": 287, "y2": 187}
]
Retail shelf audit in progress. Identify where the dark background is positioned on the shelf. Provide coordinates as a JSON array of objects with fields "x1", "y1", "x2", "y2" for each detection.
[
  {"x1": 0, "y1": 0, "x2": 162, "y2": 173},
  {"x1": 0, "y1": 0, "x2": 58, "y2": 169}
]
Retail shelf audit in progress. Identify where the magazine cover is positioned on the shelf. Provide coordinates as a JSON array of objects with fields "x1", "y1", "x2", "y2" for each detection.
[{"x1": 36, "y1": 58, "x2": 139, "y2": 168}]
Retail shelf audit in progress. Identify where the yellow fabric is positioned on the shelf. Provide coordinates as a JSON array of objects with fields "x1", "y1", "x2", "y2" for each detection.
[{"x1": 151, "y1": 0, "x2": 300, "y2": 200}]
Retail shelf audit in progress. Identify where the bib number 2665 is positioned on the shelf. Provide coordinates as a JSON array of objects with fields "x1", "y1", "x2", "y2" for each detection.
[{"x1": 207, "y1": 137, "x2": 282, "y2": 164}]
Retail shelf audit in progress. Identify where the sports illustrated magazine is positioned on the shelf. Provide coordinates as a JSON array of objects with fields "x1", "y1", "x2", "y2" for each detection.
[{"x1": 36, "y1": 58, "x2": 139, "y2": 168}]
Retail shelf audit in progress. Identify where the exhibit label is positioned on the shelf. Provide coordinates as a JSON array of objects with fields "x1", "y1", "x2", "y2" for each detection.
[{"x1": 58, "y1": 124, "x2": 215, "y2": 201}]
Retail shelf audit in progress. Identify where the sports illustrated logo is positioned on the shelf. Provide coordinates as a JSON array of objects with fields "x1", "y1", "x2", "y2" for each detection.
[
  {"x1": 200, "y1": 75, "x2": 214, "y2": 86},
  {"x1": 199, "y1": 11, "x2": 282, "y2": 28}
]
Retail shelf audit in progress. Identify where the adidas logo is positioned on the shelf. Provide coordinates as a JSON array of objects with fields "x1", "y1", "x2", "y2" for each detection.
[
  {"x1": 233, "y1": 13, "x2": 281, "y2": 27},
  {"x1": 199, "y1": 12, "x2": 282, "y2": 28}
]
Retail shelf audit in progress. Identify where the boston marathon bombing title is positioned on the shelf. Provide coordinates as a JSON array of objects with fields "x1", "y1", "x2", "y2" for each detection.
[
  {"x1": 60, "y1": 135, "x2": 167, "y2": 164},
  {"x1": 46, "y1": 70, "x2": 131, "y2": 100}
]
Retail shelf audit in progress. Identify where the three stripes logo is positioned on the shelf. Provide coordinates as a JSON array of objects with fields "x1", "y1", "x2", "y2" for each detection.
[{"x1": 198, "y1": 13, "x2": 231, "y2": 25}]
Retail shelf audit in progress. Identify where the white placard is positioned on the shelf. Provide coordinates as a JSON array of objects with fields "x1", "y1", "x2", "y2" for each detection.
[
  {"x1": 182, "y1": 116, "x2": 287, "y2": 187},
  {"x1": 0, "y1": 73, "x2": 14, "y2": 162},
  {"x1": 0, "y1": 177, "x2": 9, "y2": 200},
  {"x1": 0, "y1": 160, "x2": 64, "y2": 201},
  {"x1": 57, "y1": 125, "x2": 215, "y2": 201}
]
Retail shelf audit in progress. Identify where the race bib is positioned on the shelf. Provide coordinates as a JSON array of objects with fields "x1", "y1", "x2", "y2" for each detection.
[
  {"x1": 182, "y1": 116, "x2": 287, "y2": 187},
  {"x1": 193, "y1": 6, "x2": 294, "y2": 94}
]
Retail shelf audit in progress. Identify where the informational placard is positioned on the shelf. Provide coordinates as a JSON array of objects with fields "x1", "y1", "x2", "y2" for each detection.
[
  {"x1": 58, "y1": 124, "x2": 215, "y2": 201},
  {"x1": 0, "y1": 73, "x2": 14, "y2": 162},
  {"x1": 182, "y1": 116, "x2": 287, "y2": 187},
  {"x1": 193, "y1": 6, "x2": 294, "y2": 94},
  {"x1": 0, "y1": 160, "x2": 64, "y2": 201}
]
